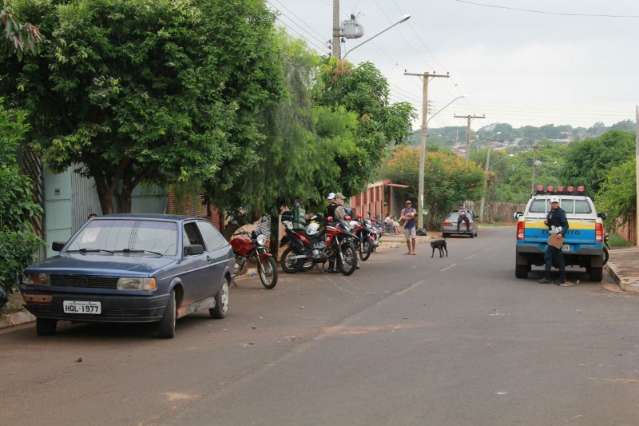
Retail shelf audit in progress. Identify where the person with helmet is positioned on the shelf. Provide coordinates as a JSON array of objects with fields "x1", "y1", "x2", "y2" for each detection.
[
  {"x1": 539, "y1": 196, "x2": 570, "y2": 285},
  {"x1": 326, "y1": 193, "x2": 337, "y2": 219}
]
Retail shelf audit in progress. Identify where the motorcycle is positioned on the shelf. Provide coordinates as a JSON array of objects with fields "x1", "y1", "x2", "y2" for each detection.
[
  {"x1": 349, "y1": 217, "x2": 374, "y2": 261},
  {"x1": 280, "y1": 215, "x2": 357, "y2": 276},
  {"x1": 230, "y1": 230, "x2": 278, "y2": 289}
]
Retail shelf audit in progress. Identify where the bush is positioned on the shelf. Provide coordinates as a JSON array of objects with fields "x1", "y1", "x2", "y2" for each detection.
[{"x1": 0, "y1": 101, "x2": 41, "y2": 291}]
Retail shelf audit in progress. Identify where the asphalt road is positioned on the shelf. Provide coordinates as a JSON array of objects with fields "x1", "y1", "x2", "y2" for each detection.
[{"x1": 2, "y1": 227, "x2": 639, "y2": 426}]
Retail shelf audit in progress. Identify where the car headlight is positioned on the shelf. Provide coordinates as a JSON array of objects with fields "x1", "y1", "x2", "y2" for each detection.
[
  {"x1": 23, "y1": 273, "x2": 49, "y2": 286},
  {"x1": 256, "y1": 234, "x2": 267, "y2": 246},
  {"x1": 117, "y1": 277, "x2": 157, "y2": 291}
]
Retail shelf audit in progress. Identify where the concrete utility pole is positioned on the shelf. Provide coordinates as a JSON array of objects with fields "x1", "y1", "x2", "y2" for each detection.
[
  {"x1": 479, "y1": 148, "x2": 491, "y2": 223},
  {"x1": 635, "y1": 106, "x2": 639, "y2": 245},
  {"x1": 454, "y1": 114, "x2": 486, "y2": 159},
  {"x1": 332, "y1": 0, "x2": 341, "y2": 58},
  {"x1": 404, "y1": 70, "x2": 450, "y2": 230}
]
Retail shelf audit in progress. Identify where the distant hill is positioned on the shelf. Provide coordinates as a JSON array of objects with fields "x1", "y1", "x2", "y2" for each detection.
[{"x1": 406, "y1": 120, "x2": 636, "y2": 153}]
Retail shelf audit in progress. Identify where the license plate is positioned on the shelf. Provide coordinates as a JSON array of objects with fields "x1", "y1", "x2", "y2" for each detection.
[
  {"x1": 63, "y1": 300, "x2": 101, "y2": 314},
  {"x1": 561, "y1": 245, "x2": 571, "y2": 253}
]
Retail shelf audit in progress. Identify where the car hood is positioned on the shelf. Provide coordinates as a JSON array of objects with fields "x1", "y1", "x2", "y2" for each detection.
[{"x1": 25, "y1": 254, "x2": 178, "y2": 277}]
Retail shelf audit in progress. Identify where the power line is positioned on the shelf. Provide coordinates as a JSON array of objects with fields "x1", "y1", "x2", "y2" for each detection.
[
  {"x1": 455, "y1": 0, "x2": 639, "y2": 19},
  {"x1": 269, "y1": 5, "x2": 328, "y2": 48},
  {"x1": 268, "y1": 0, "x2": 327, "y2": 45},
  {"x1": 273, "y1": 16, "x2": 327, "y2": 53}
]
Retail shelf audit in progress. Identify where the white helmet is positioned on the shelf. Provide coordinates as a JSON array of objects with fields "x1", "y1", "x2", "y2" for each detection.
[
  {"x1": 549, "y1": 196, "x2": 560, "y2": 204},
  {"x1": 306, "y1": 222, "x2": 320, "y2": 236},
  {"x1": 327, "y1": 192, "x2": 336, "y2": 201}
]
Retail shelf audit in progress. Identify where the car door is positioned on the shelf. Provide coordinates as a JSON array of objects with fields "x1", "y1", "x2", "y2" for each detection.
[
  {"x1": 196, "y1": 221, "x2": 231, "y2": 298},
  {"x1": 181, "y1": 221, "x2": 212, "y2": 303}
]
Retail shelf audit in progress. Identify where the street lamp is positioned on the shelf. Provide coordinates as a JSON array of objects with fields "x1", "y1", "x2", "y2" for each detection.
[{"x1": 342, "y1": 14, "x2": 411, "y2": 59}]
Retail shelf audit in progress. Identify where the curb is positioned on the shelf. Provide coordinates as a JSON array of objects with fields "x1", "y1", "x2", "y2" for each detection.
[
  {"x1": 0, "y1": 309, "x2": 35, "y2": 330},
  {"x1": 606, "y1": 262, "x2": 639, "y2": 294}
]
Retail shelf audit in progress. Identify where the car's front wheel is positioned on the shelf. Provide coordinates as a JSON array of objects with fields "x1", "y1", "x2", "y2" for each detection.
[
  {"x1": 156, "y1": 290, "x2": 176, "y2": 339},
  {"x1": 210, "y1": 278, "x2": 230, "y2": 319},
  {"x1": 36, "y1": 318, "x2": 57, "y2": 336}
]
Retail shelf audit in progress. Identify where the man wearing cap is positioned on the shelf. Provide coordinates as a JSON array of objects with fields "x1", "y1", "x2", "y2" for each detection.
[
  {"x1": 539, "y1": 197, "x2": 569, "y2": 285},
  {"x1": 326, "y1": 193, "x2": 337, "y2": 219}
]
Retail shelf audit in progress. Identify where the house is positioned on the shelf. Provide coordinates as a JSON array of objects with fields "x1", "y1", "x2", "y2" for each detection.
[{"x1": 349, "y1": 180, "x2": 409, "y2": 221}]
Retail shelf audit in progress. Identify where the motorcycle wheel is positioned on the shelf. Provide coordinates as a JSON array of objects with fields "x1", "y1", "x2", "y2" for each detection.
[
  {"x1": 280, "y1": 247, "x2": 300, "y2": 273},
  {"x1": 258, "y1": 256, "x2": 278, "y2": 289},
  {"x1": 338, "y1": 243, "x2": 357, "y2": 276},
  {"x1": 359, "y1": 238, "x2": 373, "y2": 261}
]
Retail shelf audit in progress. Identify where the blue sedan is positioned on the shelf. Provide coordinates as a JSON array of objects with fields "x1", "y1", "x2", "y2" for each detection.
[{"x1": 20, "y1": 214, "x2": 234, "y2": 338}]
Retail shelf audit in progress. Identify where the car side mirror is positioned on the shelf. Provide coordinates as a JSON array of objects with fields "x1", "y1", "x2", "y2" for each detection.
[
  {"x1": 513, "y1": 212, "x2": 523, "y2": 221},
  {"x1": 184, "y1": 244, "x2": 204, "y2": 256},
  {"x1": 52, "y1": 241, "x2": 66, "y2": 252},
  {"x1": 598, "y1": 212, "x2": 607, "y2": 220}
]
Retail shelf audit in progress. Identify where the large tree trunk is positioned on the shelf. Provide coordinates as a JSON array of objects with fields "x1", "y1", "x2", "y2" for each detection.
[
  {"x1": 115, "y1": 188, "x2": 133, "y2": 213},
  {"x1": 95, "y1": 177, "x2": 115, "y2": 214}
]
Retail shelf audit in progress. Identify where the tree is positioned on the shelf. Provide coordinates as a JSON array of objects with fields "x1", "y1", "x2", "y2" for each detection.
[
  {"x1": 313, "y1": 60, "x2": 415, "y2": 196},
  {"x1": 1, "y1": 0, "x2": 282, "y2": 213},
  {"x1": 0, "y1": 100, "x2": 41, "y2": 292},
  {"x1": 562, "y1": 131, "x2": 634, "y2": 195},
  {"x1": 1, "y1": 3, "x2": 42, "y2": 55},
  {"x1": 597, "y1": 159, "x2": 636, "y2": 228},
  {"x1": 382, "y1": 146, "x2": 484, "y2": 227}
]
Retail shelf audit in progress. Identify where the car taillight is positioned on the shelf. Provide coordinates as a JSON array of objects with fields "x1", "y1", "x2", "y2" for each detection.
[
  {"x1": 595, "y1": 222, "x2": 604, "y2": 242},
  {"x1": 443, "y1": 221, "x2": 451, "y2": 226},
  {"x1": 517, "y1": 221, "x2": 525, "y2": 240}
]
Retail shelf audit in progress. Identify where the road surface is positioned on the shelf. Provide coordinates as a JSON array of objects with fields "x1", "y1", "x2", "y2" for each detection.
[{"x1": 2, "y1": 227, "x2": 639, "y2": 426}]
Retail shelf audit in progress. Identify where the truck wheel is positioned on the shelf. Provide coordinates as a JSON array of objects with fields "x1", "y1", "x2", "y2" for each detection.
[
  {"x1": 590, "y1": 267, "x2": 603, "y2": 282},
  {"x1": 36, "y1": 318, "x2": 57, "y2": 336},
  {"x1": 515, "y1": 264, "x2": 529, "y2": 279}
]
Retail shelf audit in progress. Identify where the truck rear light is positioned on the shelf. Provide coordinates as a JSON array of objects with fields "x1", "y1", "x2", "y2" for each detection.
[
  {"x1": 535, "y1": 184, "x2": 544, "y2": 193},
  {"x1": 596, "y1": 222, "x2": 604, "y2": 242},
  {"x1": 557, "y1": 186, "x2": 565, "y2": 193},
  {"x1": 546, "y1": 185, "x2": 554, "y2": 193},
  {"x1": 566, "y1": 185, "x2": 575, "y2": 193},
  {"x1": 577, "y1": 185, "x2": 585, "y2": 193},
  {"x1": 517, "y1": 221, "x2": 525, "y2": 240}
]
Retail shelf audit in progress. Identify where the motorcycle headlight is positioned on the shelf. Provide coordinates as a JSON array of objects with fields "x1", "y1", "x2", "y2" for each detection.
[
  {"x1": 117, "y1": 277, "x2": 157, "y2": 291},
  {"x1": 256, "y1": 234, "x2": 267, "y2": 246},
  {"x1": 22, "y1": 272, "x2": 49, "y2": 286}
]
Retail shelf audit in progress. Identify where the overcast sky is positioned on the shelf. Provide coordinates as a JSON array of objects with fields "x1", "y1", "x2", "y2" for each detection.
[{"x1": 269, "y1": 0, "x2": 639, "y2": 129}]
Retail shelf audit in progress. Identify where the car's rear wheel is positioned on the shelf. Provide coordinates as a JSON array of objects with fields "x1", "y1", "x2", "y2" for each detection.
[
  {"x1": 590, "y1": 267, "x2": 603, "y2": 282},
  {"x1": 515, "y1": 264, "x2": 529, "y2": 279},
  {"x1": 210, "y1": 278, "x2": 230, "y2": 319},
  {"x1": 36, "y1": 318, "x2": 57, "y2": 336},
  {"x1": 156, "y1": 290, "x2": 176, "y2": 338}
]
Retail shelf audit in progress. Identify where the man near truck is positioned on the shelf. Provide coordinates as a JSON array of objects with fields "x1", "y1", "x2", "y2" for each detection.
[{"x1": 539, "y1": 197, "x2": 569, "y2": 285}]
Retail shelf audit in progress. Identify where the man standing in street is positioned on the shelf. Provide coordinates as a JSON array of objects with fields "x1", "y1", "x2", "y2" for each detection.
[
  {"x1": 401, "y1": 200, "x2": 417, "y2": 255},
  {"x1": 457, "y1": 206, "x2": 470, "y2": 232},
  {"x1": 539, "y1": 197, "x2": 569, "y2": 285}
]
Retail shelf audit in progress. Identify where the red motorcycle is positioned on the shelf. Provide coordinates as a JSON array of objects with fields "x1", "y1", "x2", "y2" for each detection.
[
  {"x1": 230, "y1": 231, "x2": 278, "y2": 289},
  {"x1": 280, "y1": 215, "x2": 357, "y2": 276}
]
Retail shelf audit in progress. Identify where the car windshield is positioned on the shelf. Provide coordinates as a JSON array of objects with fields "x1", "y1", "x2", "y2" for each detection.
[{"x1": 66, "y1": 220, "x2": 178, "y2": 256}]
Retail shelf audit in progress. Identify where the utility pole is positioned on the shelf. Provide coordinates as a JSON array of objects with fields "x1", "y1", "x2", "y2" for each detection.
[
  {"x1": 454, "y1": 114, "x2": 486, "y2": 159},
  {"x1": 635, "y1": 105, "x2": 638, "y2": 245},
  {"x1": 404, "y1": 70, "x2": 450, "y2": 230},
  {"x1": 479, "y1": 148, "x2": 491, "y2": 223},
  {"x1": 332, "y1": 0, "x2": 341, "y2": 58}
]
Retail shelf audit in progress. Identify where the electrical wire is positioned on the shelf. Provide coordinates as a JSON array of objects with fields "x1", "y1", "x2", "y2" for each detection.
[
  {"x1": 455, "y1": 0, "x2": 639, "y2": 19},
  {"x1": 269, "y1": 0, "x2": 328, "y2": 45}
]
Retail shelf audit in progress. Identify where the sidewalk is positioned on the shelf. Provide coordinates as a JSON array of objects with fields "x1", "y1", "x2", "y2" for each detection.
[{"x1": 606, "y1": 247, "x2": 639, "y2": 293}]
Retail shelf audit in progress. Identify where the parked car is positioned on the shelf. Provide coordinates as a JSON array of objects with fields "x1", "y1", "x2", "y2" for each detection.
[
  {"x1": 20, "y1": 214, "x2": 234, "y2": 338},
  {"x1": 441, "y1": 211, "x2": 478, "y2": 238}
]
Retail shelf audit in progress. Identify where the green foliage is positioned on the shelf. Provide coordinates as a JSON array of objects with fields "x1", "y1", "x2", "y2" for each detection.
[
  {"x1": 314, "y1": 59, "x2": 415, "y2": 195},
  {"x1": 562, "y1": 131, "x2": 634, "y2": 194},
  {"x1": 1, "y1": 3, "x2": 42, "y2": 55},
  {"x1": 1, "y1": 0, "x2": 282, "y2": 213},
  {"x1": 0, "y1": 100, "x2": 41, "y2": 291},
  {"x1": 382, "y1": 145, "x2": 484, "y2": 227},
  {"x1": 597, "y1": 159, "x2": 636, "y2": 228},
  {"x1": 608, "y1": 233, "x2": 632, "y2": 249}
]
